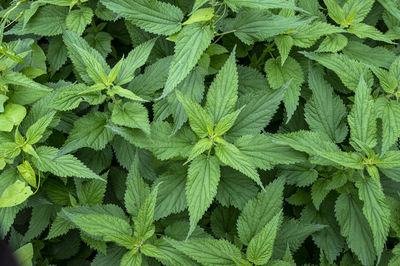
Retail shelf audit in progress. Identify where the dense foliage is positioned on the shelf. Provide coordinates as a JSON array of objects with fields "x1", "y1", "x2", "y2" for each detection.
[{"x1": 2, "y1": 0, "x2": 400, "y2": 265}]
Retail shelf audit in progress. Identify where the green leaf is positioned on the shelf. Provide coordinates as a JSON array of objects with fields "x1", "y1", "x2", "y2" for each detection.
[
  {"x1": 17, "y1": 161, "x2": 36, "y2": 188},
  {"x1": 247, "y1": 211, "x2": 283, "y2": 265},
  {"x1": 230, "y1": 12, "x2": 309, "y2": 45},
  {"x1": 235, "y1": 135, "x2": 307, "y2": 170},
  {"x1": 335, "y1": 193, "x2": 376, "y2": 266},
  {"x1": 216, "y1": 168, "x2": 258, "y2": 210},
  {"x1": 376, "y1": 151, "x2": 400, "y2": 168},
  {"x1": 15, "y1": 6, "x2": 68, "y2": 36},
  {"x1": 74, "y1": 45, "x2": 107, "y2": 84},
  {"x1": 60, "y1": 112, "x2": 114, "y2": 155},
  {"x1": 215, "y1": 140, "x2": 262, "y2": 187},
  {"x1": 153, "y1": 166, "x2": 187, "y2": 220},
  {"x1": 100, "y1": 0, "x2": 183, "y2": 35},
  {"x1": 114, "y1": 38, "x2": 156, "y2": 86},
  {"x1": 214, "y1": 108, "x2": 242, "y2": 137},
  {"x1": 227, "y1": 0, "x2": 300, "y2": 12},
  {"x1": 237, "y1": 178, "x2": 285, "y2": 244},
  {"x1": 205, "y1": 50, "x2": 238, "y2": 123},
  {"x1": 47, "y1": 36, "x2": 68, "y2": 74},
  {"x1": 162, "y1": 23, "x2": 213, "y2": 97},
  {"x1": 228, "y1": 87, "x2": 286, "y2": 138},
  {"x1": 378, "y1": 0, "x2": 400, "y2": 22},
  {"x1": 304, "y1": 66, "x2": 348, "y2": 143},
  {"x1": 0, "y1": 180, "x2": 33, "y2": 208},
  {"x1": 348, "y1": 75, "x2": 377, "y2": 151},
  {"x1": 316, "y1": 34, "x2": 348, "y2": 52},
  {"x1": 323, "y1": 0, "x2": 346, "y2": 25},
  {"x1": 63, "y1": 205, "x2": 134, "y2": 248},
  {"x1": 111, "y1": 102, "x2": 150, "y2": 135},
  {"x1": 348, "y1": 23, "x2": 393, "y2": 43},
  {"x1": 187, "y1": 138, "x2": 213, "y2": 162},
  {"x1": 0, "y1": 104, "x2": 26, "y2": 132},
  {"x1": 32, "y1": 146, "x2": 102, "y2": 180},
  {"x1": 186, "y1": 155, "x2": 220, "y2": 237},
  {"x1": 291, "y1": 22, "x2": 345, "y2": 48},
  {"x1": 63, "y1": 30, "x2": 109, "y2": 84},
  {"x1": 375, "y1": 98, "x2": 400, "y2": 153},
  {"x1": 169, "y1": 238, "x2": 243, "y2": 266},
  {"x1": 176, "y1": 90, "x2": 213, "y2": 138},
  {"x1": 124, "y1": 157, "x2": 150, "y2": 218},
  {"x1": 66, "y1": 7, "x2": 93, "y2": 35},
  {"x1": 134, "y1": 185, "x2": 159, "y2": 242},
  {"x1": 315, "y1": 152, "x2": 364, "y2": 169},
  {"x1": 274, "y1": 35, "x2": 293, "y2": 66},
  {"x1": 183, "y1": 8, "x2": 214, "y2": 25},
  {"x1": 356, "y1": 178, "x2": 390, "y2": 257},
  {"x1": 301, "y1": 52, "x2": 373, "y2": 91},
  {"x1": 264, "y1": 56, "x2": 304, "y2": 121},
  {"x1": 13, "y1": 243, "x2": 33, "y2": 266},
  {"x1": 26, "y1": 111, "x2": 56, "y2": 144}
]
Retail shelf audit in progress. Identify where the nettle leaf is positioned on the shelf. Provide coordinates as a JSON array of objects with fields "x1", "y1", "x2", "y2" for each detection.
[
  {"x1": 348, "y1": 75, "x2": 377, "y2": 151},
  {"x1": 215, "y1": 140, "x2": 262, "y2": 187},
  {"x1": 229, "y1": 12, "x2": 309, "y2": 45},
  {"x1": 227, "y1": 0, "x2": 300, "y2": 12},
  {"x1": 355, "y1": 178, "x2": 390, "y2": 257},
  {"x1": 186, "y1": 155, "x2": 220, "y2": 237},
  {"x1": 62, "y1": 205, "x2": 133, "y2": 248},
  {"x1": 111, "y1": 102, "x2": 150, "y2": 135},
  {"x1": 237, "y1": 178, "x2": 285, "y2": 244},
  {"x1": 335, "y1": 193, "x2": 376, "y2": 266},
  {"x1": 247, "y1": 211, "x2": 283, "y2": 265},
  {"x1": 134, "y1": 184, "x2": 159, "y2": 242},
  {"x1": 301, "y1": 52, "x2": 373, "y2": 91},
  {"x1": 32, "y1": 146, "x2": 102, "y2": 180},
  {"x1": 162, "y1": 23, "x2": 213, "y2": 97},
  {"x1": 168, "y1": 238, "x2": 243, "y2": 266},
  {"x1": 265, "y1": 56, "x2": 304, "y2": 121},
  {"x1": 176, "y1": 90, "x2": 212, "y2": 138},
  {"x1": 124, "y1": 157, "x2": 150, "y2": 218},
  {"x1": 66, "y1": 7, "x2": 93, "y2": 35},
  {"x1": 375, "y1": 97, "x2": 400, "y2": 153},
  {"x1": 304, "y1": 66, "x2": 348, "y2": 143},
  {"x1": 204, "y1": 50, "x2": 238, "y2": 122},
  {"x1": 59, "y1": 112, "x2": 114, "y2": 155},
  {"x1": 101, "y1": 0, "x2": 183, "y2": 35}
]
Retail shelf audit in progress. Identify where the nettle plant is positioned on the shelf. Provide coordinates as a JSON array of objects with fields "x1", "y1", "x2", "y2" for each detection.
[{"x1": 3, "y1": 0, "x2": 400, "y2": 265}]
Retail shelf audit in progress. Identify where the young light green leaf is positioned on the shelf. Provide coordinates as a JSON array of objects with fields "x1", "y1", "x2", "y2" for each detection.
[
  {"x1": 186, "y1": 155, "x2": 220, "y2": 238},
  {"x1": 26, "y1": 111, "x2": 56, "y2": 144},
  {"x1": 214, "y1": 108, "x2": 242, "y2": 137},
  {"x1": 187, "y1": 138, "x2": 213, "y2": 162},
  {"x1": 247, "y1": 211, "x2": 283, "y2": 265},
  {"x1": 134, "y1": 184, "x2": 159, "y2": 242},
  {"x1": 176, "y1": 90, "x2": 213, "y2": 138},
  {"x1": 183, "y1": 8, "x2": 214, "y2": 25},
  {"x1": 17, "y1": 161, "x2": 36, "y2": 188},
  {"x1": 375, "y1": 97, "x2": 400, "y2": 153},
  {"x1": 0, "y1": 104, "x2": 26, "y2": 132},
  {"x1": 0, "y1": 180, "x2": 33, "y2": 208},
  {"x1": 215, "y1": 140, "x2": 262, "y2": 187}
]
